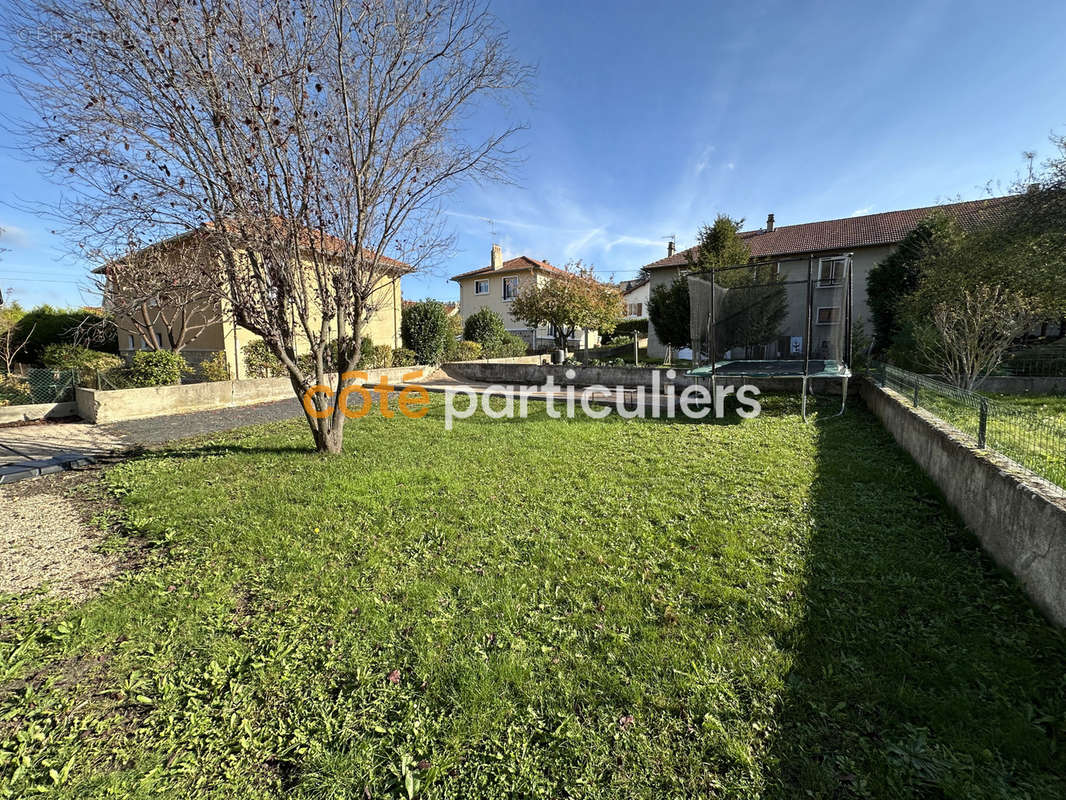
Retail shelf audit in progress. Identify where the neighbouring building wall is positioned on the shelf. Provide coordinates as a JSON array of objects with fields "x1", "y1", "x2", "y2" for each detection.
[
  {"x1": 458, "y1": 270, "x2": 601, "y2": 349},
  {"x1": 645, "y1": 245, "x2": 889, "y2": 360},
  {"x1": 112, "y1": 272, "x2": 404, "y2": 380},
  {"x1": 622, "y1": 281, "x2": 650, "y2": 319}
]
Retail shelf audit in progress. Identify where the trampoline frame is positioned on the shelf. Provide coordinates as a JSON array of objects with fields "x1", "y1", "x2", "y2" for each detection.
[{"x1": 687, "y1": 253, "x2": 854, "y2": 421}]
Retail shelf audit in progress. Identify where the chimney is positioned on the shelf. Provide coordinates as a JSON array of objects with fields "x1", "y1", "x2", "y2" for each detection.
[
  {"x1": 667, "y1": 240, "x2": 676, "y2": 257},
  {"x1": 766, "y1": 213, "x2": 775, "y2": 233},
  {"x1": 490, "y1": 243, "x2": 503, "y2": 270}
]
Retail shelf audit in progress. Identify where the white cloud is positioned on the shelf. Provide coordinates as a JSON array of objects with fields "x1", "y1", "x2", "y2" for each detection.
[
  {"x1": 851, "y1": 207, "x2": 873, "y2": 217},
  {"x1": 694, "y1": 144, "x2": 716, "y2": 174},
  {"x1": 726, "y1": 162, "x2": 735, "y2": 171},
  {"x1": 0, "y1": 224, "x2": 33, "y2": 249}
]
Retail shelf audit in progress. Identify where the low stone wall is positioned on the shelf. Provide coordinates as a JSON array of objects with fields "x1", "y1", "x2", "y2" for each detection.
[
  {"x1": 441, "y1": 362, "x2": 855, "y2": 394},
  {"x1": 861, "y1": 380, "x2": 1066, "y2": 626},
  {"x1": 76, "y1": 365, "x2": 433, "y2": 424},
  {"x1": 0, "y1": 401, "x2": 78, "y2": 425}
]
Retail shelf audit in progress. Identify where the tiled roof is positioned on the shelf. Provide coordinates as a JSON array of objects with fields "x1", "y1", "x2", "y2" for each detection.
[
  {"x1": 95, "y1": 220, "x2": 412, "y2": 274},
  {"x1": 642, "y1": 195, "x2": 1017, "y2": 270},
  {"x1": 450, "y1": 255, "x2": 571, "y2": 282},
  {"x1": 618, "y1": 274, "x2": 649, "y2": 294}
]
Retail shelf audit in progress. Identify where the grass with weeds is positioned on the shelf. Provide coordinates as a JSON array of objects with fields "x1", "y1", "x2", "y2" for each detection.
[
  {"x1": 1, "y1": 395, "x2": 1064, "y2": 798},
  {"x1": 917, "y1": 391, "x2": 1066, "y2": 488}
]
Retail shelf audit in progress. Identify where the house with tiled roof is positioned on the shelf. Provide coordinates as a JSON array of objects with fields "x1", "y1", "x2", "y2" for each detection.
[
  {"x1": 641, "y1": 195, "x2": 1016, "y2": 359},
  {"x1": 451, "y1": 245, "x2": 602, "y2": 349},
  {"x1": 96, "y1": 222, "x2": 411, "y2": 377},
  {"x1": 618, "y1": 274, "x2": 650, "y2": 320}
]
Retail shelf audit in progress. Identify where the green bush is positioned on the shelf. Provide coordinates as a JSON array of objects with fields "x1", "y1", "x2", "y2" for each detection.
[
  {"x1": 244, "y1": 339, "x2": 286, "y2": 378},
  {"x1": 391, "y1": 347, "x2": 418, "y2": 367},
  {"x1": 198, "y1": 352, "x2": 232, "y2": 382},
  {"x1": 610, "y1": 318, "x2": 648, "y2": 339},
  {"x1": 0, "y1": 376, "x2": 33, "y2": 407},
  {"x1": 40, "y1": 343, "x2": 124, "y2": 373},
  {"x1": 128, "y1": 350, "x2": 191, "y2": 386},
  {"x1": 482, "y1": 332, "x2": 527, "y2": 359},
  {"x1": 463, "y1": 308, "x2": 507, "y2": 345},
  {"x1": 15, "y1": 305, "x2": 118, "y2": 363},
  {"x1": 401, "y1": 301, "x2": 451, "y2": 364},
  {"x1": 363, "y1": 344, "x2": 393, "y2": 370},
  {"x1": 451, "y1": 340, "x2": 482, "y2": 361}
]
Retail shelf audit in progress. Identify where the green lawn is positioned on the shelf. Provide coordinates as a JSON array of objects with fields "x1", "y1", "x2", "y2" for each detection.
[
  {"x1": 918, "y1": 391, "x2": 1066, "y2": 488},
  {"x1": 3, "y1": 397, "x2": 1065, "y2": 798}
]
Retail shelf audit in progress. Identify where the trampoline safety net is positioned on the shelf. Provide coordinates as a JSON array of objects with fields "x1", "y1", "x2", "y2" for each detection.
[{"x1": 687, "y1": 256, "x2": 853, "y2": 379}]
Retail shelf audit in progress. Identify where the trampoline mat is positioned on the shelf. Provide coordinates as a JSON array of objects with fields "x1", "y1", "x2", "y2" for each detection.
[{"x1": 687, "y1": 359, "x2": 851, "y2": 378}]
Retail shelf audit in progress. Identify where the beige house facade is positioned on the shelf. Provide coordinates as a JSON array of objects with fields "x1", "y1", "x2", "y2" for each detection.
[
  {"x1": 641, "y1": 197, "x2": 1014, "y2": 360},
  {"x1": 100, "y1": 230, "x2": 408, "y2": 379},
  {"x1": 452, "y1": 245, "x2": 601, "y2": 349},
  {"x1": 619, "y1": 275, "x2": 649, "y2": 320}
]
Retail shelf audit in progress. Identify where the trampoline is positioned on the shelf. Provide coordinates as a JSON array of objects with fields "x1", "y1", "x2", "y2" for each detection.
[{"x1": 686, "y1": 254, "x2": 854, "y2": 421}]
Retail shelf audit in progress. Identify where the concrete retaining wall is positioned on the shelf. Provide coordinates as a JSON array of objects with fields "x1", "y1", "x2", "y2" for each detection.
[
  {"x1": 442, "y1": 361, "x2": 855, "y2": 395},
  {"x1": 0, "y1": 401, "x2": 78, "y2": 424},
  {"x1": 76, "y1": 365, "x2": 433, "y2": 424},
  {"x1": 861, "y1": 380, "x2": 1066, "y2": 626}
]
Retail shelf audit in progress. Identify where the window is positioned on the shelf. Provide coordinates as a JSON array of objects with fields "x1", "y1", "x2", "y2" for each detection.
[
  {"x1": 627, "y1": 302, "x2": 642, "y2": 317},
  {"x1": 128, "y1": 334, "x2": 135, "y2": 350},
  {"x1": 474, "y1": 279, "x2": 489, "y2": 295},
  {"x1": 503, "y1": 276, "x2": 519, "y2": 301},
  {"x1": 816, "y1": 306, "x2": 841, "y2": 325},
  {"x1": 155, "y1": 331, "x2": 163, "y2": 347},
  {"x1": 817, "y1": 257, "x2": 845, "y2": 287}
]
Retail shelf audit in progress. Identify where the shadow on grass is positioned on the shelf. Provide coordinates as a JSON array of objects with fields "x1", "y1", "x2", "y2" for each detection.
[{"x1": 765, "y1": 403, "x2": 1066, "y2": 797}]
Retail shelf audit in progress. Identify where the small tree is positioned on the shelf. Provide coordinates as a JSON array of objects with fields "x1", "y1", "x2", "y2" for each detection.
[
  {"x1": 648, "y1": 215, "x2": 752, "y2": 361},
  {"x1": 647, "y1": 278, "x2": 690, "y2": 357},
  {"x1": 716, "y1": 275, "x2": 788, "y2": 359},
  {"x1": 685, "y1": 214, "x2": 751, "y2": 278},
  {"x1": 0, "y1": 299, "x2": 32, "y2": 374},
  {"x1": 867, "y1": 211, "x2": 963, "y2": 355},
  {"x1": 463, "y1": 308, "x2": 508, "y2": 345},
  {"x1": 917, "y1": 285, "x2": 1036, "y2": 390},
  {"x1": 509, "y1": 262, "x2": 623, "y2": 350},
  {"x1": 401, "y1": 301, "x2": 451, "y2": 365}
]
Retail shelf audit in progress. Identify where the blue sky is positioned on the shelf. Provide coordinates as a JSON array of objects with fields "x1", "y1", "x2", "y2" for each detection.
[{"x1": 1, "y1": 0, "x2": 1065, "y2": 308}]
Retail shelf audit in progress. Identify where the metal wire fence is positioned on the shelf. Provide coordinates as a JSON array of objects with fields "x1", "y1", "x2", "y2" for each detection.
[
  {"x1": 1000, "y1": 356, "x2": 1066, "y2": 377},
  {"x1": 873, "y1": 362, "x2": 1066, "y2": 489},
  {"x1": 0, "y1": 368, "x2": 78, "y2": 406}
]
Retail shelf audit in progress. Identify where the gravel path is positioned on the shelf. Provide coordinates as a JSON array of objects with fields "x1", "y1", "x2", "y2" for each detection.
[{"x1": 0, "y1": 470, "x2": 123, "y2": 601}]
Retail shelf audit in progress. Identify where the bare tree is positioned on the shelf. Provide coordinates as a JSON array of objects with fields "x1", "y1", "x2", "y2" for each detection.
[
  {"x1": 0, "y1": 292, "x2": 33, "y2": 375},
  {"x1": 918, "y1": 285, "x2": 1036, "y2": 391},
  {"x1": 91, "y1": 233, "x2": 222, "y2": 352},
  {"x1": 5, "y1": 0, "x2": 529, "y2": 452}
]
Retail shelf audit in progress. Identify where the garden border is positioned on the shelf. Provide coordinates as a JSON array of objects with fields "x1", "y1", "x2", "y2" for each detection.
[{"x1": 860, "y1": 379, "x2": 1066, "y2": 626}]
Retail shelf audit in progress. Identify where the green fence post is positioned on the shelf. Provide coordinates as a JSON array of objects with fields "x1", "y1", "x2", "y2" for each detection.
[{"x1": 978, "y1": 398, "x2": 989, "y2": 448}]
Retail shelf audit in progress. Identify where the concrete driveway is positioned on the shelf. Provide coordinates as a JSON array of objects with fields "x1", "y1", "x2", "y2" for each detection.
[{"x1": 0, "y1": 397, "x2": 311, "y2": 483}]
